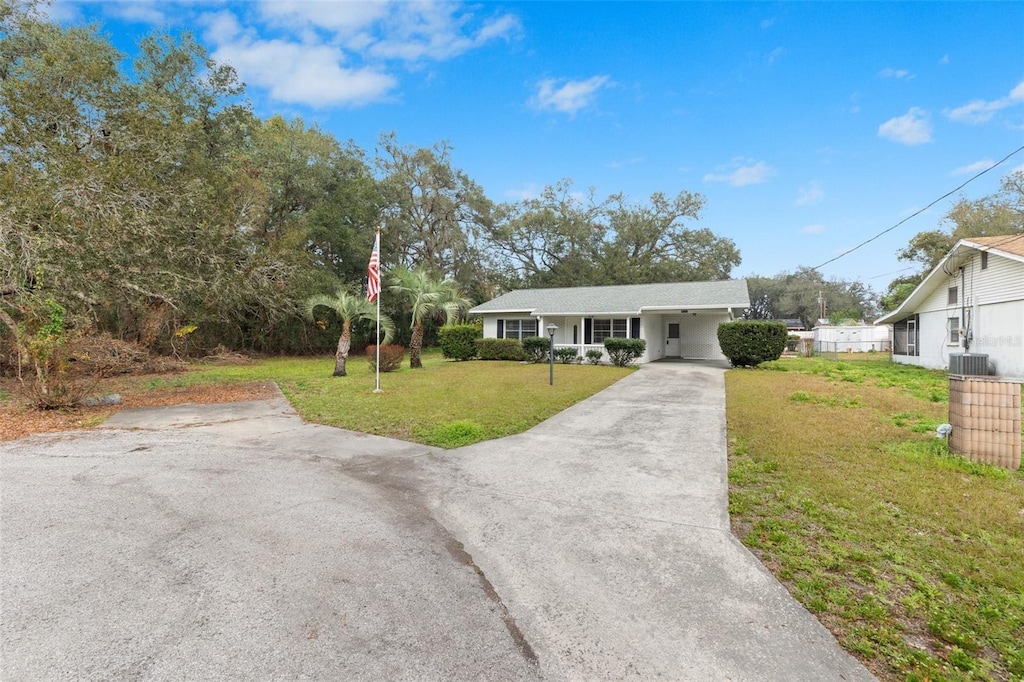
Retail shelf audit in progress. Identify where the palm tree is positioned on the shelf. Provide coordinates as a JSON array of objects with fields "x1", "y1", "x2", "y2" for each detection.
[
  {"x1": 390, "y1": 268, "x2": 470, "y2": 368},
  {"x1": 305, "y1": 288, "x2": 395, "y2": 377}
]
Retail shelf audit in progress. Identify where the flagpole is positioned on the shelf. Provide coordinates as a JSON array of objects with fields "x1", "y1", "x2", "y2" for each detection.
[{"x1": 374, "y1": 225, "x2": 382, "y2": 394}]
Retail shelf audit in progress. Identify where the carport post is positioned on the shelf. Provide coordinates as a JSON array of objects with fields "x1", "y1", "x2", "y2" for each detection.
[{"x1": 546, "y1": 323, "x2": 558, "y2": 385}]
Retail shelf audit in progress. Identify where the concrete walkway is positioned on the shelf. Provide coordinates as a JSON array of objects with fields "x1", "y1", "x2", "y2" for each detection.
[{"x1": 0, "y1": 363, "x2": 874, "y2": 681}]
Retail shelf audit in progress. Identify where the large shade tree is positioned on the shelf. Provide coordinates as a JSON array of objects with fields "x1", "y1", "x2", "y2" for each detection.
[
  {"x1": 389, "y1": 268, "x2": 470, "y2": 369},
  {"x1": 885, "y1": 169, "x2": 1024, "y2": 311},
  {"x1": 483, "y1": 180, "x2": 739, "y2": 288},
  {"x1": 304, "y1": 289, "x2": 394, "y2": 377}
]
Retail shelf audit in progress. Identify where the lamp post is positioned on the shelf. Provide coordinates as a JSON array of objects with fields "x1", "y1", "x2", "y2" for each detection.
[{"x1": 546, "y1": 323, "x2": 558, "y2": 386}]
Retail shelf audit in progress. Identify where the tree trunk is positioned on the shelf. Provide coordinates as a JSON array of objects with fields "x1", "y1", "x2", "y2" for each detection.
[
  {"x1": 333, "y1": 321, "x2": 351, "y2": 376},
  {"x1": 409, "y1": 323, "x2": 424, "y2": 368}
]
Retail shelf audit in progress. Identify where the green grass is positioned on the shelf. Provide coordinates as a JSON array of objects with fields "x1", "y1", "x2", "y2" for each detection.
[
  {"x1": 727, "y1": 353, "x2": 1024, "y2": 681},
  {"x1": 145, "y1": 350, "x2": 633, "y2": 447}
]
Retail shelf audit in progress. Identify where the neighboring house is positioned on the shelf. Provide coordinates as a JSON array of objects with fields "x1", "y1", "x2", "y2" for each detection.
[
  {"x1": 875, "y1": 234, "x2": 1024, "y2": 377},
  {"x1": 469, "y1": 280, "x2": 750, "y2": 363},
  {"x1": 780, "y1": 318, "x2": 806, "y2": 331}
]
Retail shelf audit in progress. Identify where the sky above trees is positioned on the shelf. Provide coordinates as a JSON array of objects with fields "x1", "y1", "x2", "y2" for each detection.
[{"x1": 47, "y1": 1, "x2": 1024, "y2": 284}]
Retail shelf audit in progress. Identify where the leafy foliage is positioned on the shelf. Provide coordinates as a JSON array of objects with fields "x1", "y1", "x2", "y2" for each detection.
[
  {"x1": 437, "y1": 324, "x2": 481, "y2": 360},
  {"x1": 717, "y1": 321, "x2": 787, "y2": 367},
  {"x1": 475, "y1": 338, "x2": 525, "y2": 361},
  {"x1": 554, "y1": 347, "x2": 580, "y2": 364},
  {"x1": 585, "y1": 349, "x2": 604, "y2": 365},
  {"x1": 483, "y1": 179, "x2": 740, "y2": 289},
  {"x1": 745, "y1": 268, "x2": 877, "y2": 329},
  {"x1": 603, "y1": 338, "x2": 646, "y2": 367},
  {"x1": 522, "y1": 336, "x2": 550, "y2": 363},
  {"x1": 886, "y1": 169, "x2": 1023, "y2": 311},
  {"x1": 389, "y1": 268, "x2": 470, "y2": 368},
  {"x1": 305, "y1": 289, "x2": 394, "y2": 377}
]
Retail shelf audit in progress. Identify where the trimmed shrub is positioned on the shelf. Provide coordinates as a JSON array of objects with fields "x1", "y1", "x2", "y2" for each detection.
[
  {"x1": 554, "y1": 347, "x2": 579, "y2": 364},
  {"x1": 475, "y1": 338, "x2": 525, "y2": 361},
  {"x1": 438, "y1": 324, "x2": 481, "y2": 361},
  {"x1": 604, "y1": 338, "x2": 646, "y2": 367},
  {"x1": 522, "y1": 336, "x2": 550, "y2": 363},
  {"x1": 717, "y1": 321, "x2": 787, "y2": 367},
  {"x1": 785, "y1": 334, "x2": 800, "y2": 352},
  {"x1": 585, "y1": 349, "x2": 604, "y2": 365},
  {"x1": 366, "y1": 344, "x2": 405, "y2": 372}
]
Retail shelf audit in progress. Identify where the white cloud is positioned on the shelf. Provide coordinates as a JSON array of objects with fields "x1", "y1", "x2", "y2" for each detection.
[
  {"x1": 106, "y1": 2, "x2": 167, "y2": 24},
  {"x1": 211, "y1": 35, "x2": 397, "y2": 107},
  {"x1": 766, "y1": 47, "x2": 785, "y2": 66},
  {"x1": 877, "y1": 107, "x2": 932, "y2": 145},
  {"x1": 795, "y1": 182, "x2": 824, "y2": 206},
  {"x1": 939, "y1": 54, "x2": 950, "y2": 65},
  {"x1": 879, "y1": 67, "x2": 913, "y2": 81},
  {"x1": 951, "y1": 159, "x2": 995, "y2": 176},
  {"x1": 760, "y1": 18, "x2": 775, "y2": 30},
  {"x1": 801, "y1": 224, "x2": 826, "y2": 234},
  {"x1": 703, "y1": 160, "x2": 777, "y2": 187},
  {"x1": 197, "y1": 2, "x2": 519, "y2": 108},
  {"x1": 531, "y1": 76, "x2": 611, "y2": 115},
  {"x1": 504, "y1": 184, "x2": 541, "y2": 200},
  {"x1": 945, "y1": 81, "x2": 1024, "y2": 124},
  {"x1": 606, "y1": 157, "x2": 643, "y2": 169}
]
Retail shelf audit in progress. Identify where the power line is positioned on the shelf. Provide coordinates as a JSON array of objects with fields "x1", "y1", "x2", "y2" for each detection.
[
  {"x1": 867, "y1": 265, "x2": 916, "y2": 280},
  {"x1": 813, "y1": 144, "x2": 1024, "y2": 270}
]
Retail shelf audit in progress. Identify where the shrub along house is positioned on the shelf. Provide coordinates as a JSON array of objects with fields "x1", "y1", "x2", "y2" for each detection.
[
  {"x1": 875, "y1": 234, "x2": 1024, "y2": 377},
  {"x1": 469, "y1": 280, "x2": 750, "y2": 363}
]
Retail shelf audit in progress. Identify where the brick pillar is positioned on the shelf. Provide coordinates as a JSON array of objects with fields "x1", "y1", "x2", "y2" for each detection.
[{"x1": 948, "y1": 375, "x2": 1022, "y2": 470}]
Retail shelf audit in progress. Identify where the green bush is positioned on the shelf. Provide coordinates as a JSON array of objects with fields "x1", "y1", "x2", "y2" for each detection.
[
  {"x1": 603, "y1": 338, "x2": 646, "y2": 367},
  {"x1": 522, "y1": 336, "x2": 550, "y2": 363},
  {"x1": 717, "y1": 321, "x2": 787, "y2": 367},
  {"x1": 366, "y1": 344, "x2": 405, "y2": 372},
  {"x1": 438, "y1": 324, "x2": 481, "y2": 361},
  {"x1": 786, "y1": 334, "x2": 800, "y2": 352},
  {"x1": 475, "y1": 338, "x2": 525, "y2": 361},
  {"x1": 554, "y1": 347, "x2": 579, "y2": 364},
  {"x1": 585, "y1": 349, "x2": 603, "y2": 365}
]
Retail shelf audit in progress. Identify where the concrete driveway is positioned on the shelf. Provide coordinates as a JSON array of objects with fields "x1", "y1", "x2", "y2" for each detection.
[{"x1": 1, "y1": 362, "x2": 874, "y2": 681}]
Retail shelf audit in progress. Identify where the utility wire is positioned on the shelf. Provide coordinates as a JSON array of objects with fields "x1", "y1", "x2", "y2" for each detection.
[{"x1": 813, "y1": 144, "x2": 1024, "y2": 270}]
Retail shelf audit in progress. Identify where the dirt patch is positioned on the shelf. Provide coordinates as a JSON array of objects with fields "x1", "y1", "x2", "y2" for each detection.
[{"x1": 0, "y1": 379, "x2": 277, "y2": 443}]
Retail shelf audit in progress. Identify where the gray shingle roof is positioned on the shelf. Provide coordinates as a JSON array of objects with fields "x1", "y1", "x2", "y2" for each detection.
[{"x1": 470, "y1": 280, "x2": 750, "y2": 315}]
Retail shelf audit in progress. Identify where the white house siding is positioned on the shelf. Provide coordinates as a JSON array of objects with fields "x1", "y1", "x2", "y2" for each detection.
[
  {"x1": 972, "y1": 300, "x2": 1024, "y2": 378},
  {"x1": 889, "y1": 250, "x2": 1024, "y2": 377},
  {"x1": 681, "y1": 313, "x2": 729, "y2": 360},
  {"x1": 642, "y1": 315, "x2": 663, "y2": 362},
  {"x1": 482, "y1": 316, "x2": 500, "y2": 339}
]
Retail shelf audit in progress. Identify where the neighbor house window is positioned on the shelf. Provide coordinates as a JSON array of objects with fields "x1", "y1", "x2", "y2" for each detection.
[
  {"x1": 948, "y1": 286, "x2": 958, "y2": 305},
  {"x1": 499, "y1": 318, "x2": 537, "y2": 340},
  {"x1": 948, "y1": 317, "x2": 960, "y2": 345}
]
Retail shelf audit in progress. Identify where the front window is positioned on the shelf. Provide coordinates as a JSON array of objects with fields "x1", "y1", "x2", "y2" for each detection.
[
  {"x1": 592, "y1": 318, "x2": 628, "y2": 343},
  {"x1": 503, "y1": 319, "x2": 538, "y2": 340}
]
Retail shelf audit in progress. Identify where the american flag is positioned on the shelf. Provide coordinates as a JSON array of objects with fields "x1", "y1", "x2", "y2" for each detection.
[{"x1": 366, "y1": 231, "x2": 381, "y2": 303}]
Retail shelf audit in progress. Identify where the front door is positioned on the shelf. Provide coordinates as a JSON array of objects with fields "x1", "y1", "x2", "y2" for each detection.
[{"x1": 666, "y1": 322, "x2": 681, "y2": 357}]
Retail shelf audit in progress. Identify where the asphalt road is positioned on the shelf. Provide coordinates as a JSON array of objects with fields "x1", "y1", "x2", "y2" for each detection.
[{"x1": 0, "y1": 362, "x2": 874, "y2": 681}]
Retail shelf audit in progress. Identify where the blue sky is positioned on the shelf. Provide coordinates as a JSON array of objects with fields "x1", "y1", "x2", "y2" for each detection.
[{"x1": 52, "y1": 1, "x2": 1024, "y2": 288}]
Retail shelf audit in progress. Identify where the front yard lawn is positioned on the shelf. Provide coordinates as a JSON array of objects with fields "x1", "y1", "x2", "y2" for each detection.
[
  {"x1": 146, "y1": 352, "x2": 633, "y2": 447},
  {"x1": 726, "y1": 354, "x2": 1024, "y2": 681}
]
